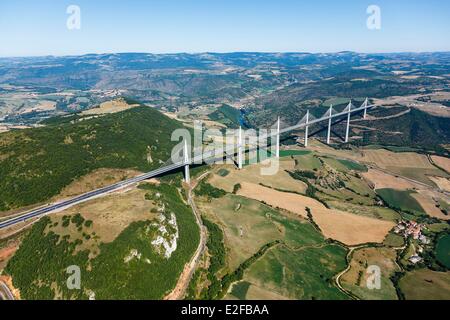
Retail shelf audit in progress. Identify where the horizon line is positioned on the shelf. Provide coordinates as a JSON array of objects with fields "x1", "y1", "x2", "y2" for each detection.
[{"x1": 1, "y1": 50, "x2": 450, "y2": 59}]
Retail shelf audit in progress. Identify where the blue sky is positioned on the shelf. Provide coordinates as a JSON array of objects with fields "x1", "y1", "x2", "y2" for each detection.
[{"x1": 0, "y1": 0, "x2": 449, "y2": 56}]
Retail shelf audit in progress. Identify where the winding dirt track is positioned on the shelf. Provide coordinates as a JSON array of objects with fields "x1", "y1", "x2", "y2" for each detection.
[{"x1": 164, "y1": 173, "x2": 209, "y2": 300}]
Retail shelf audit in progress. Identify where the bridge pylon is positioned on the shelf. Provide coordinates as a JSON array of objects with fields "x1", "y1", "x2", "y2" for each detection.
[
  {"x1": 238, "y1": 126, "x2": 243, "y2": 169},
  {"x1": 305, "y1": 110, "x2": 310, "y2": 147},
  {"x1": 344, "y1": 101, "x2": 352, "y2": 143},
  {"x1": 363, "y1": 98, "x2": 368, "y2": 119},
  {"x1": 327, "y1": 105, "x2": 333, "y2": 144},
  {"x1": 184, "y1": 139, "x2": 190, "y2": 183},
  {"x1": 276, "y1": 117, "x2": 280, "y2": 158}
]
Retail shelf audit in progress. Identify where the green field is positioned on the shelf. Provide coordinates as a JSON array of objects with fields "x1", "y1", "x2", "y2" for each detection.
[
  {"x1": 436, "y1": 234, "x2": 450, "y2": 269},
  {"x1": 230, "y1": 281, "x2": 251, "y2": 300},
  {"x1": 202, "y1": 194, "x2": 349, "y2": 300},
  {"x1": 279, "y1": 150, "x2": 311, "y2": 157},
  {"x1": 243, "y1": 244, "x2": 348, "y2": 300},
  {"x1": 376, "y1": 189, "x2": 426, "y2": 215},
  {"x1": 6, "y1": 183, "x2": 199, "y2": 299},
  {"x1": 383, "y1": 233, "x2": 405, "y2": 247},
  {"x1": 320, "y1": 157, "x2": 367, "y2": 173},
  {"x1": 399, "y1": 269, "x2": 450, "y2": 300},
  {"x1": 293, "y1": 153, "x2": 322, "y2": 171},
  {"x1": 342, "y1": 247, "x2": 400, "y2": 300},
  {"x1": 328, "y1": 201, "x2": 400, "y2": 221},
  {"x1": 336, "y1": 159, "x2": 368, "y2": 172}
]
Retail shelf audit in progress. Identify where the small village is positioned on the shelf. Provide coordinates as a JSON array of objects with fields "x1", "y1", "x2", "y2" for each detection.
[{"x1": 394, "y1": 220, "x2": 431, "y2": 264}]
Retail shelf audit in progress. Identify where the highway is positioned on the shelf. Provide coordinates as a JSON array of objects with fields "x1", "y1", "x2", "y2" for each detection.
[
  {"x1": 0, "y1": 162, "x2": 184, "y2": 229},
  {"x1": 0, "y1": 280, "x2": 14, "y2": 300},
  {"x1": 0, "y1": 101, "x2": 373, "y2": 230}
]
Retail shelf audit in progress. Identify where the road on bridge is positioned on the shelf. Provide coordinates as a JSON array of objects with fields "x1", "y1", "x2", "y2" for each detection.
[{"x1": 0, "y1": 101, "x2": 374, "y2": 230}]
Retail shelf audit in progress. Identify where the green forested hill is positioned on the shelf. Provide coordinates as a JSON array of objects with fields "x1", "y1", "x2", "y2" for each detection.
[
  {"x1": 0, "y1": 106, "x2": 184, "y2": 211},
  {"x1": 359, "y1": 109, "x2": 450, "y2": 153}
]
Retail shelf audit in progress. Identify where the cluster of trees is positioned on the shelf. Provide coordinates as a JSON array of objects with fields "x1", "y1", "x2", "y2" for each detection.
[
  {"x1": 198, "y1": 218, "x2": 227, "y2": 300},
  {"x1": 209, "y1": 104, "x2": 242, "y2": 128},
  {"x1": 6, "y1": 182, "x2": 201, "y2": 299},
  {"x1": 5, "y1": 217, "x2": 90, "y2": 299},
  {"x1": 194, "y1": 181, "x2": 226, "y2": 200}
]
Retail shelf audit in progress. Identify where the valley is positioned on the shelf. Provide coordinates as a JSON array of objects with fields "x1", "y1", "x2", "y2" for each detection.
[{"x1": 0, "y1": 52, "x2": 449, "y2": 301}]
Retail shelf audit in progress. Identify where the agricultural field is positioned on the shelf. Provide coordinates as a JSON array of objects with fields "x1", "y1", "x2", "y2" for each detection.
[
  {"x1": 411, "y1": 191, "x2": 448, "y2": 220},
  {"x1": 341, "y1": 247, "x2": 400, "y2": 300},
  {"x1": 80, "y1": 98, "x2": 140, "y2": 116},
  {"x1": 327, "y1": 201, "x2": 400, "y2": 221},
  {"x1": 195, "y1": 179, "x2": 352, "y2": 300},
  {"x1": 236, "y1": 243, "x2": 348, "y2": 300},
  {"x1": 320, "y1": 157, "x2": 367, "y2": 173},
  {"x1": 236, "y1": 182, "x2": 395, "y2": 245},
  {"x1": 293, "y1": 152, "x2": 323, "y2": 171},
  {"x1": 429, "y1": 176, "x2": 450, "y2": 192},
  {"x1": 431, "y1": 155, "x2": 450, "y2": 173},
  {"x1": 197, "y1": 194, "x2": 284, "y2": 270},
  {"x1": 208, "y1": 159, "x2": 307, "y2": 195},
  {"x1": 376, "y1": 189, "x2": 426, "y2": 216},
  {"x1": 399, "y1": 269, "x2": 450, "y2": 300},
  {"x1": 362, "y1": 169, "x2": 417, "y2": 190}
]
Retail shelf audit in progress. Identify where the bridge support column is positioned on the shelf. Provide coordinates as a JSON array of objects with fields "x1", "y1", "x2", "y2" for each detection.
[
  {"x1": 345, "y1": 104, "x2": 351, "y2": 143},
  {"x1": 363, "y1": 98, "x2": 368, "y2": 119},
  {"x1": 304, "y1": 110, "x2": 309, "y2": 147},
  {"x1": 238, "y1": 126, "x2": 243, "y2": 169},
  {"x1": 184, "y1": 139, "x2": 190, "y2": 183},
  {"x1": 276, "y1": 117, "x2": 280, "y2": 158},
  {"x1": 326, "y1": 105, "x2": 332, "y2": 144}
]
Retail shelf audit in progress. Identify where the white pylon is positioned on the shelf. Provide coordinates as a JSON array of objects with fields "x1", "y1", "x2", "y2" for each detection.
[
  {"x1": 276, "y1": 117, "x2": 280, "y2": 158},
  {"x1": 345, "y1": 101, "x2": 352, "y2": 143},
  {"x1": 238, "y1": 126, "x2": 243, "y2": 169},
  {"x1": 304, "y1": 110, "x2": 309, "y2": 147},
  {"x1": 363, "y1": 98, "x2": 368, "y2": 119},
  {"x1": 327, "y1": 105, "x2": 332, "y2": 144},
  {"x1": 184, "y1": 139, "x2": 190, "y2": 183}
]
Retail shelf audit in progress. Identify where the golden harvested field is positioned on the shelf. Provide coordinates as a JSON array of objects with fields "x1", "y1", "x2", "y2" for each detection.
[
  {"x1": 237, "y1": 182, "x2": 395, "y2": 246},
  {"x1": 208, "y1": 160, "x2": 307, "y2": 194},
  {"x1": 244, "y1": 284, "x2": 290, "y2": 300},
  {"x1": 362, "y1": 169, "x2": 417, "y2": 190},
  {"x1": 361, "y1": 150, "x2": 433, "y2": 169},
  {"x1": 429, "y1": 176, "x2": 450, "y2": 192},
  {"x1": 341, "y1": 247, "x2": 400, "y2": 300},
  {"x1": 308, "y1": 140, "x2": 364, "y2": 162},
  {"x1": 81, "y1": 98, "x2": 139, "y2": 116},
  {"x1": 327, "y1": 201, "x2": 400, "y2": 221},
  {"x1": 432, "y1": 156, "x2": 450, "y2": 173},
  {"x1": 412, "y1": 191, "x2": 449, "y2": 220},
  {"x1": 51, "y1": 188, "x2": 156, "y2": 246}
]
